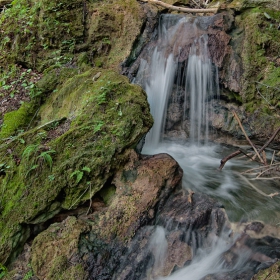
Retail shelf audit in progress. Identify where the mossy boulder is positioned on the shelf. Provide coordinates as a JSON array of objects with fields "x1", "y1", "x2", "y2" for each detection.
[
  {"x1": 31, "y1": 216, "x2": 89, "y2": 280},
  {"x1": 0, "y1": 68, "x2": 153, "y2": 264},
  {"x1": 228, "y1": 0, "x2": 280, "y2": 11},
  {"x1": 0, "y1": 0, "x2": 146, "y2": 72},
  {"x1": 252, "y1": 260, "x2": 280, "y2": 280},
  {"x1": 29, "y1": 151, "x2": 182, "y2": 279},
  {"x1": 228, "y1": 7, "x2": 280, "y2": 140}
]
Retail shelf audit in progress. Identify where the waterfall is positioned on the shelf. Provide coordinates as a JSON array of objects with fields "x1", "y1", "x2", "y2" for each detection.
[
  {"x1": 186, "y1": 34, "x2": 215, "y2": 143},
  {"x1": 135, "y1": 14, "x2": 219, "y2": 148},
  {"x1": 132, "y1": 13, "x2": 280, "y2": 280}
]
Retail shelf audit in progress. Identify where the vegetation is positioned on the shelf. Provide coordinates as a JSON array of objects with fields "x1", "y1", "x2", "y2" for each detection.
[{"x1": 0, "y1": 0, "x2": 280, "y2": 279}]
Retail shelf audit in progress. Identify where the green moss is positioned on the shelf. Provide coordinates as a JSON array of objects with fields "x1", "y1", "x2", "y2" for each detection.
[
  {"x1": 0, "y1": 102, "x2": 36, "y2": 139},
  {"x1": 0, "y1": 69, "x2": 152, "y2": 265},
  {"x1": 0, "y1": 0, "x2": 145, "y2": 73},
  {"x1": 235, "y1": 7, "x2": 280, "y2": 114},
  {"x1": 46, "y1": 255, "x2": 68, "y2": 279},
  {"x1": 60, "y1": 264, "x2": 87, "y2": 280},
  {"x1": 252, "y1": 260, "x2": 280, "y2": 280},
  {"x1": 99, "y1": 185, "x2": 116, "y2": 205}
]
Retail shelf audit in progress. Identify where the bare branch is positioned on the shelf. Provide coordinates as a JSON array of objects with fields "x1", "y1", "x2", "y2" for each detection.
[
  {"x1": 232, "y1": 110, "x2": 264, "y2": 164},
  {"x1": 219, "y1": 148, "x2": 256, "y2": 170},
  {"x1": 238, "y1": 173, "x2": 279, "y2": 198},
  {"x1": 140, "y1": 0, "x2": 218, "y2": 13}
]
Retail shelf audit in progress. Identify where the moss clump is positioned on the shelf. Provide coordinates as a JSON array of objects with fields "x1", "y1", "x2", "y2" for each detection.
[
  {"x1": 234, "y1": 7, "x2": 280, "y2": 115},
  {"x1": 0, "y1": 102, "x2": 36, "y2": 139}
]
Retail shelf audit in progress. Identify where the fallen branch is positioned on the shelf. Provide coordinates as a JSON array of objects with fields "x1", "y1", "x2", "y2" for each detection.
[
  {"x1": 140, "y1": 0, "x2": 218, "y2": 13},
  {"x1": 258, "y1": 127, "x2": 280, "y2": 155},
  {"x1": 241, "y1": 162, "x2": 280, "y2": 174},
  {"x1": 238, "y1": 173, "x2": 279, "y2": 198},
  {"x1": 232, "y1": 110, "x2": 264, "y2": 164},
  {"x1": 219, "y1": 148, "x2": 257, "y2": 170},
  {"x1": 251, "y1": 177, "x2": 280, "y2": 181}
]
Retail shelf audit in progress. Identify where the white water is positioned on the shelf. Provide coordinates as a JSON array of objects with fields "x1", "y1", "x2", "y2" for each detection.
[
  {"x1": 138, "y1": 52, "x2": 177, "y2": 148},
  {"x1": 187, "y1": 35, "x2": 216, "y2": 143},
  {"x1": 135, "y1": 14, "x2": 280, "y2": 280}
]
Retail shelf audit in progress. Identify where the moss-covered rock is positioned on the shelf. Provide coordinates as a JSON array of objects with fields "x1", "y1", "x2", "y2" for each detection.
[
  {"x1": 228, "y1": 0, "x2": 280, "y2": 11},
  {"x1": 0, "y1": 0, "x2": 146, "y2": 72},
  {"x1": 252, "y1": 260, "x2": 280, "y2": 280},
  {"x1": 28, "y1": 152, "x2": 182, "y2": 279},
  {"x1": 0, "y1": 68, "x2": 153, "y2": 264},
  {"x1": 31, "y1": 216, "x2": 89, "y2": 280},
  {"x1": 0, "y1": 102, "x2": 36, "y2": 139}
]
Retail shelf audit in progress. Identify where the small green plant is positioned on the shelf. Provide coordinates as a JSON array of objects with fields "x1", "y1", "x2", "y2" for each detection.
[
  {"x1": 70, "y1": 166, "x2": 91, "y2": 184},
  {"x1": 102, "y1": 37, "x2": 111, "y2": 45},
  {"x1": 22, "y1": 145, "x2": 56, "y2": 176},
  {"x1": 0, "y1": 263, "x2": 8, "y2": 278},
  {"x1": 94, "y1": 121, "x2": 104, "y2": 133},
  {"x1": 0, "y1": 163, "x2": 10, "y2": 176},
  {"x1": 48, "y1": 174, "x2": 55, "y2": 182},
  {"x1": 23, "y1": 264, "x2": 33, "y2": 280},
  {"x1": 22, "y1": 144, "x2": 39, "y2": 161},
  {"x1": 37, "y1": 150, "x2": 56, "y2": 171},
  {"x1": 96, "y1": 81, "x2": 112, "y2": 105}
]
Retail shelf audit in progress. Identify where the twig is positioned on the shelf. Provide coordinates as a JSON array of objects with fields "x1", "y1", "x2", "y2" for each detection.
[
  {"x1": 26, "y1": 108, "x2": 40, "y2": 131},
  {"x1": 232, "y1": 110, "x2": 264, "y2": 164},
  {"x1": 69, "y1": 185, "x2": 90, "y2": 209},
  {"x1": 140, "y1": 0, "x2": 218, "y2": 13},
  {"x1": 86, "y1": 183, "x2": 92, "y2": 215},
  {"x1": 251, "y1": 177, "x2": 280, "y2": 181},
  {"x1": 271, "y1": 150, "x2": 275, "y2": 165},
  {"x1": 255, "y1": 81, "x2": 280, "y2": 91},
  {"x1": 262, "y1": 150, "x2": 267, "y2": 166},
  {"x1": 257, "y1": 166, "x2": 280, "y2": 178},
  {"x1": 219, "y1": 148, "x2": 258, "y2": 170},
  {"x1": 238, "y1": 173, "x2": 279, "y2": 198},
  {"x1": 242, "y1": 162, "x2": 280, "y2": 174},
  {"x1": 258, "y1": 127, "x2": 280, "y2": 155}
]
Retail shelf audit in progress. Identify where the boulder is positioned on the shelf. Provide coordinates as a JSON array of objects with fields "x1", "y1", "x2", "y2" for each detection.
[{"x1": 0, "y1": 69, "x2": 153, "y2": 264}]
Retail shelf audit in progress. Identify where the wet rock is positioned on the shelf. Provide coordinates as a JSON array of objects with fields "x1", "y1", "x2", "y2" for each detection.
[{"x1": 166, "y1": 103, "x2": 183, "y2": 129}]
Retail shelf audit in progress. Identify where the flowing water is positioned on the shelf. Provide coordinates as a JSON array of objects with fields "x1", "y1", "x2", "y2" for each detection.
[{"x1": 134, "y1": 14, "x2": 280, "y2": 279}]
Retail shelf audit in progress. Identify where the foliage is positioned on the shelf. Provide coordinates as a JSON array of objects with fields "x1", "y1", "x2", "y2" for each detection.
[
  {"x1": 237, "y1": 7, "x2": 280, "y2": 110},
  {"x1": 70, "y1": 166, "x2": 91, "y2": 184},
  {"x1": 23, "y1": 264, "x2": 33, "y2": 280},
  {"x1": 22, "y1": 144, "x2": 56, "y2": 176},
  {"x1": 0, "y1": 65, "x2": 42, "y2": 99},
  {"x1": 0, "y1": 68, "x2": 152, "y2": 266},
  {"x1": 0, "y1": 163, "x2": 10, "y2": 176},
  {"x1": 0, "y1": 263, "x2": 7, "y2": 278}
]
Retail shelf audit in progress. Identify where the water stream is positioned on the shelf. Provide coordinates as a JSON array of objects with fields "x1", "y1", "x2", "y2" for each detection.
[{"x1": 135, "y1": 14, "x2": 280, "y2": 279}]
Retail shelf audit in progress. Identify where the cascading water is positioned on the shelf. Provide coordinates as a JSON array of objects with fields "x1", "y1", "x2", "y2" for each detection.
[
  {"x1": 134, "y1": 13, "x2": 280, "y2": 280},
  {"x1": 186, "y1": 34, "x2": 216, "y2": 143},
  {"x1": 135, "y1": 14, "x2": 219, "y2": 146}
]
